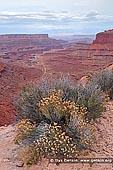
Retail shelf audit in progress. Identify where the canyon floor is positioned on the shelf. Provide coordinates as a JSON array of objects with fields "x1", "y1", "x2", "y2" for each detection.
[{"x1": 0, "y1": 101, "x2": 113, "y2": 170}]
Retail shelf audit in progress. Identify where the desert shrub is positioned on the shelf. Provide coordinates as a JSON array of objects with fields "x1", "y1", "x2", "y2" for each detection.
[
  {"x1": 15, "y1": 85, "x2": 44, "y2": 123},
  {"x1": 15, "y1": 90, "x2": 94, "y2": 164},
  {"x1": 38, "y1": 89, "x2": 87, "y2": 126},
  {"x1": 15, "y1": 75, "x2": 104, "y2": 165},
  {"x1": 66, "y1": 113, "x2": 95, "y2": 150},
  {"x1": 15, "y1": 119, "x2": 49, "y2": 145},
  {"x1": 72, "y1": 81, "x2": 105, "y2": 121},
  {"x1": 38, "y1": 90, "x2": 65, "y2": 124},
  {"x1": 35, "y1": 123, "x2": 78, "y2": 158},
  {"x1": 78, "y1": 125, "x2": 95, "y2": 149},
  {"x1": 18, "y1": 123, "x2": 78, "y2": 165},
  {"x1": 15, "y1": 119, "x2": 36, "y2": 144},
  {"x1": 17, "y1": 121, "x2": 95, "y2": 165},
  {"x1": 15, "y1": 75, "x2": 74, "y2": 123},
  {"x1": 38, "y1": 74, "x2": 75, "y2": 101},
  {"x1": 53, "y1": 75, "x2": 75, "y2": 101},
  {"x1": 18, "y1": 145, "x2": 40, "y2": 165},
  {"x1": 92, "y1": 69, "x2": 113, "y2": 99},
  {"x1": 15, "y1": 90, "x2": 95, "y2": 165}
]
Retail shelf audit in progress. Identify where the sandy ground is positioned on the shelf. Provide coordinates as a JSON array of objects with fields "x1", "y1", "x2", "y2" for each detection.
[{"x1": 0, "y1": 101, "x2": 113, "y2": 170}]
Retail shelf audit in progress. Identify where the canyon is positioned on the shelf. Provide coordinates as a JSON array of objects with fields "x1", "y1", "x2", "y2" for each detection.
[
  {"x1": 0, "y1": 34, "x2": 66, "y2": 126},
  {"x1": 40, "y1": 30, "x2": 113, "y2": 82},
  {"x1": 0, "y1": 30, "x2": 113, "y2": 126}
]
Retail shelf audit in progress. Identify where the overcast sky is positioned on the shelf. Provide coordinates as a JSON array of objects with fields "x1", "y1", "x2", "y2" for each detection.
[{"x1": 0, "y1": 0, "x2": 113, "y2": 35}]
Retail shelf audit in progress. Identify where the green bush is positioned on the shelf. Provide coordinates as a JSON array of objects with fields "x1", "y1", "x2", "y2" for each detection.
[
  {"x1": 15, "y1": 75, "x2": 74, "y2": 123},
  {"x1": 72, "y1": 81, "x2": 105, "y2": 121},
  {"x1": 66, "y1": 113, "x2": 95, "y2": 150},
  {"x1": 15, "y1": 85, "x2": 44, "y2": 123},
  {"x1": 39, "y1": 74, "x2": 75, "y2": 101},
  {"x1": 15, "y1": 74, "x2": 106, "y2": 165},
  {"x1": 15, "y1": 89, "x2": 95, "y2": 165},
  {"x1": 92, "y1": 69, "x2": 113, "y2": 99}
]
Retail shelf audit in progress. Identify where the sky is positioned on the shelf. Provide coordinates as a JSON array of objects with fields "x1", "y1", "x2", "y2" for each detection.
[{"x1": 0, "y1": 0, "x2": 113, "y2": 35}]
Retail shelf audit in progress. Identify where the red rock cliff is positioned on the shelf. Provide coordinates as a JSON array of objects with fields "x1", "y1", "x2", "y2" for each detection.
[
  {"x1": 93, "y1": 29, "x2": 113, "y2": 44},
  {"x1": 90, "y1": 29, "x2": 113, "y2": 50},
  {"x1": 0, "y1": 34, "x2": 49, "y2": 39}
]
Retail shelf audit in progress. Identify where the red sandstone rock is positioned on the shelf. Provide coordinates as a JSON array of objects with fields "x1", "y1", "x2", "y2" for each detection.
[
  {"x1": 0, "y1": 61, "x2": 43, "y2": 126},
  {"x1": 0, "y1": 34, "x2": 65, "y2": 61},
  {"x1": 90, "y1": 29, "x2": 113, "y2": 50},
  {"x1": 93, "y1": 29, "x2": 113, "y2": 44},
  {"x1": 0, "y1": 34, "x2": 49, "y2": 39}
]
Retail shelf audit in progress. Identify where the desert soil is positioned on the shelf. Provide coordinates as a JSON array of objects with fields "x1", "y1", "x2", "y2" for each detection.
[{"x1": 0, "y1": 101, "x2": 113, "y2": 170}]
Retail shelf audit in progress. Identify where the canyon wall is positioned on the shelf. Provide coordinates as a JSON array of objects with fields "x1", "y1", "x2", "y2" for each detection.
[
  {"x1": 0, "y1": 34, "x2": 49, "y2": 39},
  {"x1": 93, "y1": 30, "x2": 113, "y2": 44},
  {"x1": 90, "y1": 29, "x2": 113, "y2": 50}
]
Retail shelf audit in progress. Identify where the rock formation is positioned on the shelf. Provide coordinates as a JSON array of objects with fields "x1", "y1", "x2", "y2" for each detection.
[
  {"x1": 90, "y1": 29, "x2": 113, "y2": 50},
  {"x1": 0, "y1": 34, "x2": 49, "y2": 39},
  {"x1": 93, "y1": 29, "x2": 113, "y2": 44}
]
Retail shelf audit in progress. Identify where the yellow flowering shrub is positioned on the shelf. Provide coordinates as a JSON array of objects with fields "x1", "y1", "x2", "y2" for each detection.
[
  {"x1": 35, "y1": 123, "x2": 78, "y2": 158},
  {"x1": 38, "y1": 90, "x2": 86, "y2": 125},
  {"x1": 15, "y1": 119, "x2": 36, "y2": 144},
  {"x1": 15, "y1": 88, "x2": 96, "y2": 165},
  {"x1": 38, "y1": 90, "x2": 63, "y2": 120}
]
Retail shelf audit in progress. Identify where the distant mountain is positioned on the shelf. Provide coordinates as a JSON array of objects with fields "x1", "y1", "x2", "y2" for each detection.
[{"x1": 51, "y1": 34, "x2": 95, "y2": 44}]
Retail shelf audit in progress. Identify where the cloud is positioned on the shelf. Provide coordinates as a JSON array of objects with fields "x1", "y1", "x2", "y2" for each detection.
[
  {"x1": 0, "y1": 10, "x2": 112, "y2": 24},
  {"x1": 85, "y1": 11, "x2": 100, "y2": 19},
  {"x1": 0, "y1": 10, "x2": 113, "y2": 34},
  {"x1": 0, "y1": 11, "x2": 82, "y2": 27},
  {"x1": 85, "y1": 10, "x2": 113, "y2": 21}
]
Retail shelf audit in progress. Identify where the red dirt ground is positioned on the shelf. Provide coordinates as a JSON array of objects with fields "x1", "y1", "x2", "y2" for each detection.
[{"x1": 39, "y1": 43, "x2": 113, "y2": 82}]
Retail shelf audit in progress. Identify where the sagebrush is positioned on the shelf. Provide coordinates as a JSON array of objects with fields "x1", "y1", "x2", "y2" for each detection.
[{"x1": 15, "y1": 75, "x2": 105, "y2": 165}]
